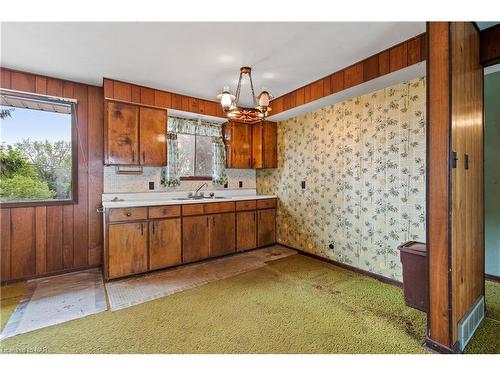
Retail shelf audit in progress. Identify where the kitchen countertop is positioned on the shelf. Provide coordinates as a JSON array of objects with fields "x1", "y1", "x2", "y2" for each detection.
[{"x1": 102, "y1": 189, "x2": 277, "y2": 209}]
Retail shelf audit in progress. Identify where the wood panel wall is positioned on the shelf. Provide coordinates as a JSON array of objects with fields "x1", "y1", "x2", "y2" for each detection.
[
  {"x1": 103, "y1": 78, "x2": 225, "y2": 118},
  {"x1": 450, "y1": 22, "x2": 484, "y2": 345},
  {"x1": 271, "y1": 33, "x2": 426, "y2": 115},
  {"x1": 0, "y1": 68, "x2": 104, "y2": 282},
  {"x1": 426, "y1": 22, "x2": 484, "y2": 353}
]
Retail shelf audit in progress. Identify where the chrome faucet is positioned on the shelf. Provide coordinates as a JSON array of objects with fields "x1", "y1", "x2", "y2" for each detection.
[{"x1": 192, "y1": 182, "x2": 208, "y2": 197}]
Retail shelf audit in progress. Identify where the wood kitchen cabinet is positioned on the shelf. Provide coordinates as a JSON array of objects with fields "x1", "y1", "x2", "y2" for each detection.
[
  {"x1": 210, "y1": 212, "x2": 236, "y2": 257},
  {"x1": 105, "y1": 101, "x2": 140, "y2": 165},
  {"x1": 139, "y1": 106, "x2": 167, "y2": 165},
  {"x1": 223, "y1": 120, "x2": 277, "y2": 169},
  {"x1": 236, "y1": 210, "x2": 257, "y2": 251},
  {"x1": 182, "y1": 215, "x2": 210, "y2": 263},
  {"x1": 223, "y1": 121, "x2": 252, "y2": 168},
  {"x1": 252, "y1": 121, "x2": 278, "y2": 168},
  {"x1": 104, "y1": 100, "x2": 167, "y2": 166},
  {"x1": 149, "y1": 218, "x2": 182, "y2": 270},
  {"x1": 108, "y1": 222, "x2": 148, "y2": 278},
  {"x1": 257, "y1": 208, "x2": 276, "y2": 247}
]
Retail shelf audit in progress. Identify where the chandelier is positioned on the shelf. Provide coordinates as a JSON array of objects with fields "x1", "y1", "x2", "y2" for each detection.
[{"x1": 217, "y1": 67, "x2": 272, "y2": 124}]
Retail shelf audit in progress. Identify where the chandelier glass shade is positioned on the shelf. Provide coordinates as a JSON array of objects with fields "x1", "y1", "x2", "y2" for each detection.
[{"x1": 217, "y1": 67, "x2": 272, "y2": 124}]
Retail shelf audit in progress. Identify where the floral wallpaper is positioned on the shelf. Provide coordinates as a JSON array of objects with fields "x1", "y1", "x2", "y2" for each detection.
[{"x1": 257, "y1": 77, "x2": 426, "y2": 281}]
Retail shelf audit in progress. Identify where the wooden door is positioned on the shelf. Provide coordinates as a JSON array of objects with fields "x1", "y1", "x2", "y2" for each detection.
[
  {"x1": 252, "y1": 123, "x2": 263, "y2": 168},
  {"x1": 225, "y1": 122, "x2": 252, "y2": 168},
  {"x1": 182, "y1": 215, "x2": 210, "y2": 263},
  {"x1": 149, "y1": 218, "x2": 181, "y2": 270},
  {"x1": 236, "y1": 211, "x2": 257, "y2": 251},
  {"x1": 257, "y1": 208, "x2": 276, "y2": 247},
  {"x1": 108, "y1": 222, "x2": 148, "y2": 278},
  {"x1": 105, "y1": 101, "x2": 139, "y2": 165},
  {"x1": 210, "y1": 212, "x2": 236, "y2": 257},
  {"x1": 139, "y1": 107, "x2": 167, "y2": 166}
]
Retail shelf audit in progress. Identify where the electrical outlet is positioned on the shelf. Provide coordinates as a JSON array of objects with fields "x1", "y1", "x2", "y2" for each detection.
[
  {"x1": 224, "y1": 182, "x2": 228, "y2": 188},
  {"x1": 239, "y1": 181, "x2": 243, "y2": 188},
  {"x1": 301, "y1": 181, "x2": 306, "y2": 189},
  {"x1": 149, "y1": 181, "x2": 155, "y2": 190}
]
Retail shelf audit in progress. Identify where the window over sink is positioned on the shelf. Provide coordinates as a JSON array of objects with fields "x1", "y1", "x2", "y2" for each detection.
[{"x1": 177, "y1": 133, "x2": 213, "y2": 179}]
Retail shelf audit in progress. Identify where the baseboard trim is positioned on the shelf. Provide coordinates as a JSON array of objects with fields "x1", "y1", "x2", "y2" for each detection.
[
  {"x1": 278, "y1": 243, "x2": 403, "y2": 288},
  {"x1": 485, "y1": 273, "x2": 500, "y2": 283}
]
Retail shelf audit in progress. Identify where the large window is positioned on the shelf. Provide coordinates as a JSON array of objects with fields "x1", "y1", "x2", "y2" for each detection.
[
  {"x1": 0, "y1": 90, "x2": 76, "y2": 205},
  {"x1": 177, "y1": 133, "x2": 214, "y2": 179}
]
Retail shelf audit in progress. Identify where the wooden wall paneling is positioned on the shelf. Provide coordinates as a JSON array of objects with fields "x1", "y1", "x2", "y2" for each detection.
[
  {"x1": 420, "y1": 34, "x2": 427, "y2": 61},
  {"x1": 390, "y1": 43, "x2": 408, "y2": 72},
  {"x1": 451, "y1": 21, "x2": 467, "y2": 344},
  {"x1": 171, "y1": 94, "x2": 182, "y2": 110},
  {"x1": 87, "y1": 86, "x2": 104, "y2": 266},
  {"x1": 378, "y1": 50, "x2": 391, "y2": 76},
  {"x1": 344, "y1": 63, "x2": 364, "y2": 88},
  {"x1": 427, "y1": 22, "x2": 451, "y2": 348},
  {"x1": 295, "y1": 87, "x2": 305, "y2": 106},
  {"x1": 363, "y1": 55, "x2": 380, "y2": 82},
  {"x1": 73, "y1": 84, "x2": 89, "y2": 267},
  {"x1": 407, "y1": 36, "x2": 422, "y2": 65},
  {"x1": 310, "y1": 80, "x2": 324, "y2": 101},
  {"x1": 181, "y1": 96, "x2": 190, "y2": 112},
  {"x1": 46, "y1": 206, "x2": 63, "y2": 272},
  {"x1": 140, "y1": 87, "x2": 155, "y2": 106},
  {"x1": 35, "y1": 76, "x2": 47, "y2": 94},
  {"x1": 323, "y1": 76, "x2": 332, "y2": 96},
  {"x1": 10, "y1": 71, "x2": 36, "y2": 92},
  {"x1": 0, "y1": 69, "x2": 12, "y2": 88},
  {"x1": 480, "y1": 24, "x2": 500, "y2": 66},
  {"x1": 272, "y1": 96, "x2": 283, "y2": 114},
  {"x1": 154, "y1": 90, "x2": 172, "y2": 109},
  {"x1": 304, "y1": 85, "x2": 311, "y2": 103},
  {"x1": 103, "y1": 79, "x2": 113, "y2": 98},
  {"x1": 131, "y1": 85, "x2": 141, "y2": 103},
  {"x1": 331, "y1": 71, "x2": 344, "y2": 93},
  {"x1": 1, "y1": 209, "x2": 11, "y2": 281},
  {"x1": 113, "y1": 81, "x2": 132, "y2": 102},
  {"x1": 47, "y1": 78, "x2": 64, "y2": 97},
  {"x1": 204, "y1": 101, "x2": 217, "y2": 117},
  {"x1": 35, "y1": 207, "x2": 47, "y2": 274},
  {"x1": 10, "y1": 208, "x2": 36, "y2": 279},
  {"x1": 62, "y1": 205, "x2": 74, "y2": 268}
]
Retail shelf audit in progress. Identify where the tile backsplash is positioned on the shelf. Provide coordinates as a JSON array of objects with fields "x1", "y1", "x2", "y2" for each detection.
[{"x1": 104, "y1": 167, "x2": 256, "y2": 193}]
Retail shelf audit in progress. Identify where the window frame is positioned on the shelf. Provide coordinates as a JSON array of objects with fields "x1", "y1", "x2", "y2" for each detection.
[
  {"x1": 179, "y1": 133, "x2": 213, "y2": 181},
  {"x1": 0, "y1": 89, "x2": 79, "y2": 208}
]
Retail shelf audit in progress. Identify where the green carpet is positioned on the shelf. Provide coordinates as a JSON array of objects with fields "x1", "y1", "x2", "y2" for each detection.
[{"x1": 0, "y1": 255, "x2": 498, "y2": 354}]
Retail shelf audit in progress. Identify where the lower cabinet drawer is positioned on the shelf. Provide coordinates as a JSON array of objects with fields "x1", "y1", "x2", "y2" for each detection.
[
  {"x1": 149, "y1": 205, "x2": 181, "y2": 219},
  {"x1": 235, "y1": 200, "x2": 257, "y2": 211},
  {"x1": 256, "y1": 198, "x2": 277, "y2": 209},
  {"x1": 109, "y1": 207, "x2": 147, "y2": 222}
]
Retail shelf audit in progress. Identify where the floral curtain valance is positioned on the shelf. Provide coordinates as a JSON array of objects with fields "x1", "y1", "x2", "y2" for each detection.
[{"x1": 168, "y1": 116, "x2": 222, "y2": 137}]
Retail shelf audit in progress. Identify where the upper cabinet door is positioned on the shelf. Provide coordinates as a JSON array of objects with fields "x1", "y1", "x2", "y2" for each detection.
[
  {"x1": 139, "y1": 107, "x2": 167, "y2": 166},
  {"x1": 262, "y1": 121, "x2": 277, "y2": 168},
  {"x1": 224, "y1": 122, "x2": 252, "y2": 168},
  {"x1": 105, "y1": 101, "x2": 140, "y2": 165},
  {"x1": 251, "y1": 123, "x2": 263, "y2": 168}
]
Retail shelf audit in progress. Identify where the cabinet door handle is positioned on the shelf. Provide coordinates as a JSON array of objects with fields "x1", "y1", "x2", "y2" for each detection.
[
  {"x1": 206, "y1": 216, "x2": 209, "y2": 227},
  {"x1": 132, "y1": 150, "x2": 135, "y2": 162},
  {"x1": 464, "y1": 153, "x2": 469, "y2": 170},
  {"x1": 143, "y1": 151, "x2": 146, "y2": 162},
  {"x1": 140, "y1": 223, "x2": 144, "y2": 236},
  {"x1": 213, "y1": 216, "x2": 215, "y2": 226},
  {"x1": 152, "y1": 221, "x2": 155, "y2": 234}
]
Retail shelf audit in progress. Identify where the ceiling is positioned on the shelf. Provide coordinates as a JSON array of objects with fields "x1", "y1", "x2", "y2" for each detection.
[
  {"x1": 1, "y1": 22, "x2": 425, "y2": 102},
  {"x1": 476, "y1": 22, "x2": 499, "y2": 30}
]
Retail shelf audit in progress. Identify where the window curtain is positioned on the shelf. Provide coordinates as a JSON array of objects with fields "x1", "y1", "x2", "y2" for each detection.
[{"x1": 161, "y1": 117, "x2": 227, "y2": 187}]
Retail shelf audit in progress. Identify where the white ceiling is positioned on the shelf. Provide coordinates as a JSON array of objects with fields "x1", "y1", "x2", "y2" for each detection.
[{"x1": 0, "y1": 22, "x2": 425, "y2": 102}]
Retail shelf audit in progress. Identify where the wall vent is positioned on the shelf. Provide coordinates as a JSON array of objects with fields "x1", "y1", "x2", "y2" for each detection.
[{"x1": 457, "y1": 296, "x2": 485, "y2": 352}]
